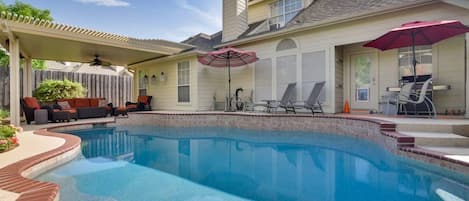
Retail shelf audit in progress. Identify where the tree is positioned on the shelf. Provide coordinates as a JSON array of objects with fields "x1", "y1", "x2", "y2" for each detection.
[{"x1": 0, "y1": 0, "x2": 52, "y2": 70}]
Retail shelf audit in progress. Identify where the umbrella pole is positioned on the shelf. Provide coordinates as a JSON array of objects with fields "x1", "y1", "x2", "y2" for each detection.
[
  {"x1": 411, "y1": 31, "x2": 417, "y2": 83},
  {"x1": 227, "y1": 52, "x2": 232, "y2": 112}
]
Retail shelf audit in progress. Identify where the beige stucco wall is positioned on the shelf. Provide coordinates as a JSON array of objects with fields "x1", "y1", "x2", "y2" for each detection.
[{"x1": 132, "y1": 56, "x2": 200, "y2": 111}]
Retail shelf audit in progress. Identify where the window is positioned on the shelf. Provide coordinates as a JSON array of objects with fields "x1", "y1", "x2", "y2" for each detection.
[
  {"x1": 276, "y1": 55, "x2": 297, "y2": 100},
  {"x1": 276, "y1": 39, "x2": 297, "y2": 51},
  {"x1": 138, "y1": 70, "x2": 147, "y2": 95},
  {"x1": 269, "y1": 0, "x2": 302, "y2": 28},
  {"x1": 302, "y1": 51, "x2": 326, "y2": 102},
  {"x1": 177, "y1": 61, "x2": 190, "y2": 102},
  {"x1": 254, "y1": 59, "x2": 273, "y2": 102},
  {"x1": 398, "y1": 45, "x2": 432, "y2": 77}
]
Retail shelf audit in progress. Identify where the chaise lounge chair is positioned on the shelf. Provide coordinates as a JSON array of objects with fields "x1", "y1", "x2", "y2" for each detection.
[
  {"x1": 293, "y1": 81, "x2": 326, "y2": 114},
  {"x1": 258, "y1": 83, "x2": 297, "y2": 113}
]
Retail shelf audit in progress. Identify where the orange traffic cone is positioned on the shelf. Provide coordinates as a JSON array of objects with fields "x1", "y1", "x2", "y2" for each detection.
[{"x1": 344, "y1": 100, "x2": 350, "y2": 113}]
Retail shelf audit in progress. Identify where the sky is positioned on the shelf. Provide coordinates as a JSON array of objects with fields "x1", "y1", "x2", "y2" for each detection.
[{"x1": 3, "y1": 0, "x2": 222, "y2": 42}]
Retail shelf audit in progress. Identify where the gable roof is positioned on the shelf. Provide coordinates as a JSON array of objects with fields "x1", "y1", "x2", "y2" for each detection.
[
  {"x1": 286, "y1": 0, "x2": 434, "y2": 29},
  {"x1": 220, "y1": 0, "x2": 437, "y2": 46},
  {"x1": 181, "y1": 32, "x2": 222, "y2": 51}
]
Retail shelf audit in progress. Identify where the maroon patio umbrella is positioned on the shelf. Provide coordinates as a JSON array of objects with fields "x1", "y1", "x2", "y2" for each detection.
[
  {"x1": 364, "y1": 20, "x2": 469, "y2": 81},
  {"x1": 198, "y1": 47, "x2": 258, "y2": 110}
]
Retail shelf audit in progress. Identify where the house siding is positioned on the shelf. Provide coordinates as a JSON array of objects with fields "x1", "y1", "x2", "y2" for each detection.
[
  {"x1": 234, "y1": 2, "x2": 469, "y2": 113},
  {"x1": 132, "y1": 56, "x2": 199, "y2": 111},
  {"x1": 197, "y1": 63, "x2": 226, "y2": 110},
  {"x1": 223, "y1": 0, "x2": 249, "y2": 42}
]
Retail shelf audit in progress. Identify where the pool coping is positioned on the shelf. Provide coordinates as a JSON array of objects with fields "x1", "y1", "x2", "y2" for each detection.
[
  {"x1": 0, "y1": 113, "x2": 467, "y2": 201},
  {"x1": 0, "y1": 121, "x2": 115, "y2": 201}
]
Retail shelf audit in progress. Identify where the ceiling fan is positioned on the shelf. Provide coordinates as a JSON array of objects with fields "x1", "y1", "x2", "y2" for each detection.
[{"x1": 89, "y1": 55, "x2": 112, "y2": 67}]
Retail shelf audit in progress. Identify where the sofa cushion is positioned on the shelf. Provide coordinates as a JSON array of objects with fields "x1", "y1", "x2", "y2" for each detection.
[
  {"x1": 89, "y1": 98, "x2": 99, "y2": 107},
  {"x1": 24, "y1": 97, "x2": 40, "y2": 109},
  {"x1": 57, "y1": 101, "x2": 71, "y2": 110},
  {"x1": 138, "y1": 96, "x2": 149, "y2": 104},
  {"x1": 98, "y1": 99, "x2": 108, "y2": 107},
  {"x1": 58, "y1": 99, "x2": 76, "y2": 108},
  {"x1": 75, "y1": 98, "x2": 90, "y2": 108}
]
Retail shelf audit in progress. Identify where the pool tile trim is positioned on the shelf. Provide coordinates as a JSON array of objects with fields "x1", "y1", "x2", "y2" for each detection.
[{"x1": 126, "y1": 112, "x2": 469, "y2": 173}]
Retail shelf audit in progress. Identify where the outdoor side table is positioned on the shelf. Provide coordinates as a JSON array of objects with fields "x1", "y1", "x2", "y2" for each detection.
[
  {"x1": 52, "y1": 111, "x2": 71, "y2": 122},
  {"x1": 34, "y1": 109, "x2": 48, "y2": 124}
]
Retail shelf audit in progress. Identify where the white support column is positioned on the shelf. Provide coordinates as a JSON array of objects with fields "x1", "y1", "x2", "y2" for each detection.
[
  {"x1": 465, "y1": 33, "x2": 469, "y2": 118},
  {"x1": 23, "y1": 58, "x2": 33, "y2": 97},
  {"x1": 9, "y1": 38, "x2": 20, "y2": 126}
]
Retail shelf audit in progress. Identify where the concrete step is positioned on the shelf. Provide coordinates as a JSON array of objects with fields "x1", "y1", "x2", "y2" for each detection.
[
  {"x1": 397, "y1": 123, "x2": 469, "y2": 137},
  {"x1": 418, "y1": 146, "x2": 469, "y2": 164},
  {"x1": 400, "y1": 131, "x2": 469, "y2": 147}
]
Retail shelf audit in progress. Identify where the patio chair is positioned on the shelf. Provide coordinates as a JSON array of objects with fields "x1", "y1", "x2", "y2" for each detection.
[
  {"x1": 294, "y1": 81, "x2": 326, "y2": 114},
  {"x1": 258, "y1": 83, "x2": 297, "y2": 113},
  {"x1": 125, "y1": 95, "x2": 152, "y2": 112},
  {"x1": 381, "y1": 82, "x2": 414, "y2": 116},
  {"x1": 20, "y1": 97, "x2": 77, "y2": 124},
  {"x1": 399, "y1": 78, "x2": 436, "y2": 118}
]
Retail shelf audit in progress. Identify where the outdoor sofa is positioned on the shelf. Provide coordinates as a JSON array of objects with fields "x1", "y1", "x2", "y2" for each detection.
[{"x1": 57, "y1": 98, "x2": 112, "y2": 119}]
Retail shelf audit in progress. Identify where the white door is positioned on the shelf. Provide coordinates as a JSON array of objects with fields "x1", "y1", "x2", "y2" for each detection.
[{"x1": 350, "y1": 53, "x2": 378, "y2": 110}]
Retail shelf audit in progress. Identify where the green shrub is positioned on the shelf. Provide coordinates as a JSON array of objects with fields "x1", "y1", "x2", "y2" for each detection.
[
  {"x1": 0, "y1": 109, "x2": 9, "y2": 120},
  {"x1": 33, "y1": 79, "x2": 87, "y2": 103}
]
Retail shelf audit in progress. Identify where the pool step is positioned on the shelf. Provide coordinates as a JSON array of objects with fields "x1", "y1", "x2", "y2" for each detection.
[
  {"x1": 397, "y1": 123, "x2": 469, "y2": 137},
  {"x1": 399, "y1": 131, "x2": 469, "y2": 147},
  {"x1": 418, "y1": 146, "x2": 469, "y2": 163}
]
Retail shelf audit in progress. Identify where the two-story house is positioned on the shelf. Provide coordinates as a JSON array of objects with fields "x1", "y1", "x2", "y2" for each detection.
[{"x1": 131, "y1": 0, "x2": 469, "y2": 115}]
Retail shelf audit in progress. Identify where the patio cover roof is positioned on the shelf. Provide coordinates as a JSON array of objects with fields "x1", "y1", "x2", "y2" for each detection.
[
  {"x1": 0, "y1": 12, "x2": 193, "y2": 66},
  {"x1": 0, "y1": 12, "x2": 195, "y2": 126}
]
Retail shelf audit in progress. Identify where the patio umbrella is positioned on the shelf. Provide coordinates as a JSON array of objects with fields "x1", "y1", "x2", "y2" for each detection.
[
  {"x1": 364, "y1": 20, "x2": 469, "y2": 81},
  {"x1": 198, "y1": 47, "x2": 258, "y2": 111}
]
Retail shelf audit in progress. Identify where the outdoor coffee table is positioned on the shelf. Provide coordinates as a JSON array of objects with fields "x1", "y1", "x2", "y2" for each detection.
[{"x1": 52, "y1": 111, "x2": 71, "y2": 122}]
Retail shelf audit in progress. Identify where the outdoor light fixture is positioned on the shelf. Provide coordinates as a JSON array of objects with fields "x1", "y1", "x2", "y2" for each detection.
[
  {"x1": 151, "y1": 74, "x2": 157, "y2": 84},
  {"x1": 159, "y1": 72, "x2": 167, "y2": 82},
  {"x1": 143, "y1": 74, "x2": 149, "y2": 83}
]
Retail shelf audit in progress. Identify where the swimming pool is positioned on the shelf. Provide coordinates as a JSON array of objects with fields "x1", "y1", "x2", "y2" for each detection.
[{"x1": 37, "y1": 125, "x2": 469, "y2": 201}]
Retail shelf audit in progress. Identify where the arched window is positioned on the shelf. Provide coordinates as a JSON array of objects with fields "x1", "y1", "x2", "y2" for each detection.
[{"x1": 276, "y1": 39, "x2": 297, "y2": 51}]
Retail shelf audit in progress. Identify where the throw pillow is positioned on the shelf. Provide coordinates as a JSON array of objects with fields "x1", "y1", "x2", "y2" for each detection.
[
  {"x1": 98, "y1": 100, "x2": 108, "y2": 107},
  {"x1": 57, "y1": 101, "x2": 71, "y2": 110}
]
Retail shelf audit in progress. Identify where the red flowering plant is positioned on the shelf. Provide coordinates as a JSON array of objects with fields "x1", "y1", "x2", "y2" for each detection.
[{"x1": 0, "y1": 109, "x2": 20, "y2": 152}]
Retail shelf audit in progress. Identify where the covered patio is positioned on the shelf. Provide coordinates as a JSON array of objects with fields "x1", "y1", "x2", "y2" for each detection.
[{"x1": 0, "y1": 12, "x2": 193, "y2": 126}]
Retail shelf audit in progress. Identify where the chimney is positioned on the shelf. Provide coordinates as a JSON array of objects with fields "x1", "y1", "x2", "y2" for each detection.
[{"x1": 222, "y1": 0, "x2": 248, "y2": 43}]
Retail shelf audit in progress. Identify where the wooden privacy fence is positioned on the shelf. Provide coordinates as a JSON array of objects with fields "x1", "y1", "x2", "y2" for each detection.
[{"x1": 0, "y1": 68, "x2": 133, "y2": 109}]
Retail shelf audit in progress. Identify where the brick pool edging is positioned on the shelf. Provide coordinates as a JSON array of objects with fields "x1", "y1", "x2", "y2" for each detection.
[{"x1": 0, "y1": 120, "x2": 114, "y2": 201}]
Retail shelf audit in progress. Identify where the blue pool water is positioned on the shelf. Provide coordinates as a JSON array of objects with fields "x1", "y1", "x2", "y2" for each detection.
[{"x1": 37, "y1": 126, "x2": 469, "y2": 201}]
